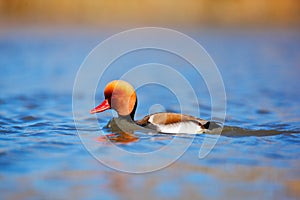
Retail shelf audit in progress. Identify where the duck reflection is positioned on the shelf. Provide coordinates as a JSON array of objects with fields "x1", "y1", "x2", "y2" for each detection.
[{"x1": 97, "y1": 130, "x2": 139, "y2": 144}]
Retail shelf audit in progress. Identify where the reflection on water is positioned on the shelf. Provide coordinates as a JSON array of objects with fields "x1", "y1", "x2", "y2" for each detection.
[{"x1": 0, "y1": 28, "x2": 300, "y2": 199}]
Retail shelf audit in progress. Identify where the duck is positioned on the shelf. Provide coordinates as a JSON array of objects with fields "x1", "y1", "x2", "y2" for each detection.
[{"x1": 90, "y1": 80, "x2": 216, "y2": 134}]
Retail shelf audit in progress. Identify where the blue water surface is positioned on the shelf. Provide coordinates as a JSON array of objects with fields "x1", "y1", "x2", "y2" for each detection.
[{"x1": 0, "y1": 27, "x2": 300, "y2": 199}]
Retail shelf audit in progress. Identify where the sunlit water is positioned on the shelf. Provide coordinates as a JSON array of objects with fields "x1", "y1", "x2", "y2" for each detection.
[{"x1": 0, "y1": 28, "x2": 300, "y2": 199}]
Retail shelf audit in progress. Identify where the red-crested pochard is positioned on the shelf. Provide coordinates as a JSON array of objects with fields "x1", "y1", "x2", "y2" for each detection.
[{"x1": 90, "y1": 80, "x2": 216, "y2": 134}]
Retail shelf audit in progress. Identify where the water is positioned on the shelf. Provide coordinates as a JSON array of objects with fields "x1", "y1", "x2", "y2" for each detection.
[{"x1": 1, "y1": 27, "x2": 300, "y2": 199}]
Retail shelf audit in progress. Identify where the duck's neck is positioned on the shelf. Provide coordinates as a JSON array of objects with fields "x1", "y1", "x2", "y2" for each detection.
[
  {"x1": 130, "y1": 99, "x2": 137, "y2": 120},
  {"x1": 119, "y1": 99, "x2": 137, "y2": 121},
  {"x1": 118, "y1": 115, "x2": 135, "y2": 123}
]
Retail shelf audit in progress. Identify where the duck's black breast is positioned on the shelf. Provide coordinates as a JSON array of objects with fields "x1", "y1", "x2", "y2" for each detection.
[{"x1": 107, "y1": 116, "x2": 148, "y2": 133}]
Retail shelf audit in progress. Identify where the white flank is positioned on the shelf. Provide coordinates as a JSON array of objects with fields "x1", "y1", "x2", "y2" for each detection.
[{"x1": 149, "y1": 116, "x2": 204, "y2": 134}]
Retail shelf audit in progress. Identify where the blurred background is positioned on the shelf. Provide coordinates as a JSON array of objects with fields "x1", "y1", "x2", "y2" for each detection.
[
  {"x1": 1, "y1": 1, "x2": 300, "y2": 200},
  {"x1": 0, "y1": 0, "x2": 299, "y2": 28}
]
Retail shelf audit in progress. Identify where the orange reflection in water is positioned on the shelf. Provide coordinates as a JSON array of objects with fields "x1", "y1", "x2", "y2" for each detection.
[{"x1": 97, "y1": 132, "x2": 139, "y2": 144}]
